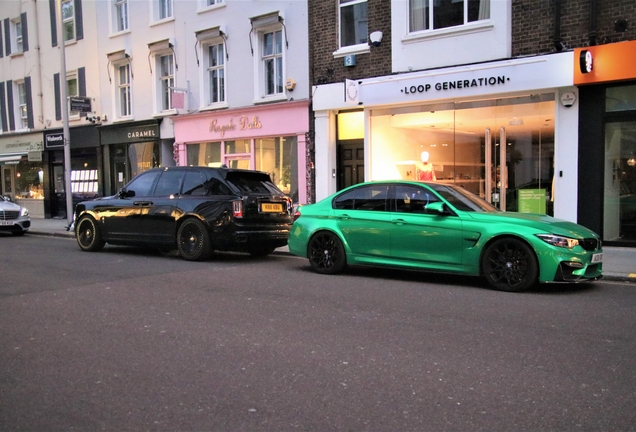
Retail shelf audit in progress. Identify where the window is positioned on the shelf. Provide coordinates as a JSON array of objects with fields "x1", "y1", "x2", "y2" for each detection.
[
  {"x1": 67, "y1": 74, "x2": 80, "y2": 118},
  {"x1": 17, "y1": 82, "x2": 28, "y2": 129},
  {"x1": 62, "y1": 0, "x2": 76, "y2": 41},
  {"x1": 394, "y1": 185, "x2": 441, "y2": 214},
  {"x1": 114, "y1": 0, "x2": 128, "y2": 32},
  {"x1": 153, "y1": 170, "x2": 184, "y2": 196},
  {"x1": 262, "y1": 30, "x2": 283, "y2": 96},
  {"x1": 206, "y1": 0, "x2": 223, "y2": 6},
  {"x1": 125, "y1": 170, "x2": 160, "y2": 197},
  {"x1": 409, "y1": 0, "x2": 490, "y2": 32},
  {"x1": 159, "y1": 54, "x2": 174, "y2": 111},
  {"x1": 207, "y1": 43, "x2": 225, "y2": 105},
  {"x1": 187, "y1": 142, "x2": 222, "y2": 167},
  {"x1": 14, "y1": 19, "x2": 23, "y2": 53},
  {"x1": 156, "y1": 0, "x2": 173, "y2": 20},
  {"x1": 255, "y1": 136, "x2": 298, "y2": 198},
  {"x1": 339, "y1": 0, "x2": 367, "y2": 48},
  {"x1": 334, "y1": 185, "x2": 389, "y2": 211},
  {"x1": 7, "y1": 13, "x2": 28, "y2": 55},
  {"x1": 117, "y1": 64, "x2": 132, "y2": 117}
]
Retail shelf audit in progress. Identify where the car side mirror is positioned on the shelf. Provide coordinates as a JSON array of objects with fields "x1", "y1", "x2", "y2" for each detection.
[
  {"x1": 118, "y1": 188, "x2": 135, "y2": 198},
  {"x1": 424, "y1": 201, "x2": 447, "y2": 214}
]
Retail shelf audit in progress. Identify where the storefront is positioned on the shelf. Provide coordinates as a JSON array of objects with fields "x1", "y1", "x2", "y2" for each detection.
[
  {"x1": 313, "y1": 52, "x2": 580, "y2": 222},
  {"x1": 171, "y1": 100, "x2": 310, "y2": 204},
  {"x1": 575, "y1": 40, "x2": 636, "y2": 246},
  {"x1": 43, "y1": 126, "x2": 101, "y2": 219},
  {"x1": 0, "y1": 132, "x2": 45, "y2": 217},
  {"x1": 99, "y1": 119, "x2": 172, "y2": 197}
]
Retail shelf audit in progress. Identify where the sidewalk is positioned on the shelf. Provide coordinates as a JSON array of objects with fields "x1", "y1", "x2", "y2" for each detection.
[{"x1": 27, "y1": 217, "x2": 636, "y2": 283}]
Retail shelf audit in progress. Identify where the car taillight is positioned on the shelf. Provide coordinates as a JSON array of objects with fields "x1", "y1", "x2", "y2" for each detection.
[
  {"x1": 233, "y1": 200, "x2": 243, "y2": 218},
  {"x1": 293, "y1": 207, "x2": 301, "y2": 222}
]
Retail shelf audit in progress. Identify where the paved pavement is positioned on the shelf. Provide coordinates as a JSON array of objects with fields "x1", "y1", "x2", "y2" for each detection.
[{"x1": 27, "y1": 217, "x2": 636, "y2": 284}]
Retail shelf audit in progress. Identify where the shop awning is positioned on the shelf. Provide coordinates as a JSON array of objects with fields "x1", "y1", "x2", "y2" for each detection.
[{"x1": 0, "y1": 154, "x2": 25, "y2": 165}]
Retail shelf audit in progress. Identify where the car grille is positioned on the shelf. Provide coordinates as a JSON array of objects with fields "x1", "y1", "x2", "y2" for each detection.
[
  {"x1": 580, "y1": 238, "x2": 600, "y2": 251},
  {"x1": 0, "y1": 211, "x2": 19, "y2": 221}
]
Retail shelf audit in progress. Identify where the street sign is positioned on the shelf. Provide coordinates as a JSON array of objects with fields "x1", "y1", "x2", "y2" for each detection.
[{"x1": 69, "y1": 96, "x2": 92, "y2": 113}]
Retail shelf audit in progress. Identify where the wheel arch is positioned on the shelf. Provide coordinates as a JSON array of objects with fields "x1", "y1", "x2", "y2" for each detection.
[
  {"x1": 478, "y1": 234, "x2": 540, "y2": 277},
  {"x1": 306, "y1": 228, "x2": 350, "y2": 257}
]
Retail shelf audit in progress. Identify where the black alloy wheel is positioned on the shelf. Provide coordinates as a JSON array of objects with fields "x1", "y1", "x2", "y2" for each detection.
[
  {"x1": 307, "y1": 231, "x2": 347, "y2": 274},
  {"x1": 482, "y1": 237, "x2": 538, "y2": 292},
  {"x1": 76, "y1": 215, "x2": 105, "y2": 252},
  {"x1": 177, "y1": 218, "x2": 212, "y2": 261}
]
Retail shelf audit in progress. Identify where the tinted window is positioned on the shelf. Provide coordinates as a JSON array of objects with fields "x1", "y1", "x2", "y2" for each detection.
[
  {"x1": 334, "y1": 185, "x2": 389, "y2": 211},
  {"x1": 125, "y1": 171, "x2": 160, "y2": 197},
  {"x1": 394, "y1": 185, "x2": 441, "y2": 213},
  {"x1": 182, "y1": 171, "x2": 208, "y2": 196},
  {"x1": 225, "y1": 171, "x2": 282, "y2": 194},
  {"x1": 429, "y1": 183, "x2": 498, "y2": 212},
  {"x1": 153, "y1": 170, "x2": 184, "y2": 196}
]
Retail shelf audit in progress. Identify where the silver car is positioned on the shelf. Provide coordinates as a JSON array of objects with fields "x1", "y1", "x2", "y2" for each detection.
[{"x1": 0, "y1": 196, "x2": 30, "y2": 236}]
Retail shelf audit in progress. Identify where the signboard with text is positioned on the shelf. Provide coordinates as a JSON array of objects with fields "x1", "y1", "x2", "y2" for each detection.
[{"x1": 518, "y1": 189, "x2": 547, "y2": 214}]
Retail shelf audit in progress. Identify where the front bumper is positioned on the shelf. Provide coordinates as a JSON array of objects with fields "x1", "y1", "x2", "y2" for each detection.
[{"x1": 0, "y1": 219, "x2": 30, "y2": 233}]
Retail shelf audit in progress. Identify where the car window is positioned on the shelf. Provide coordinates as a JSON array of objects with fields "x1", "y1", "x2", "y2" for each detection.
[
  {"x1": 153, "y1": 170, "x2": 184, "y2": 196},
  {"x1": 182, "y1": 171, "x2": 209, "y2": 196},
  {"x1": 225, "y1": 171, "x2": 282, "y2": 194},
  {"x1": 394, "y1": 185, "x2": 441, "y2": 214},
  {"x1": 334, "y1": 185, "x2": 389, "y2": 211},
  {"x1": 429, "y1": 183, "x2": 498, "y2": 212},
  {"x1": 125, "y1": 171, "x2": 160, "y2": 197}
]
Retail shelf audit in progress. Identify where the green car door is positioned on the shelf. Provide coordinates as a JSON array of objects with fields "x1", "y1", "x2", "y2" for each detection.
[
  {"x1": 332, "y1": 184, "x2": 392, "y2": 259},
  {"x1": 390, "y1": 185, "x2": 464, "y2": 267}
]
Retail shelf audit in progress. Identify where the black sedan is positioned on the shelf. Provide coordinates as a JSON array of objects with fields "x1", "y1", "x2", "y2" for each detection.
[{"x1": 74, "y1": 166, "x2": 293, "y2": 260}]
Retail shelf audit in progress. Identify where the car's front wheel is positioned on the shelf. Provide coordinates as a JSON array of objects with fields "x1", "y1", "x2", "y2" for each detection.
[
  {"x1": 482, "y1": 237, "x2": 538, "y2": 292},
  {"x1": 177, "y1": 218, "x2": 212, "y2": 261},
  {"x1": 76, "y1": 215, "x2": 105, "y2": 252},
  {"x1": 307, "y1": 231, "x2": 347, "y2": 274}
]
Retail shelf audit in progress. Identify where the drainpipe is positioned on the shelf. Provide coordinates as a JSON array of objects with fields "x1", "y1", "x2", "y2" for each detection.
[
  {"x1": 589, "y1": 0, "x2": 598, "y2": 46},
  {"x1": 553, "y1": 0, "x2": 564, "y2": 51},
  {"x1": 33, "y1": 0, "x2": 46, "y2": 127}
]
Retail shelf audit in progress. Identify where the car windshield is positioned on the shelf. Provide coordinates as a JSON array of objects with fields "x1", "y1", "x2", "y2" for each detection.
[
  {"x1": 225, "y1": 171, "x2": 283, "y2": 195},
  {"x1": 428, "y1": 183, "x2": 499, "y2": 212}
]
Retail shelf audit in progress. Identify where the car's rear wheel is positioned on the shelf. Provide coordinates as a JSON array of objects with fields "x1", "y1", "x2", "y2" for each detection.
[
  {"x1": 482, "y1": 237, "x2": 538, "y2": 292},
  {"x1": 76, "y1": 215, "x2": 105, "y2": 252},
  {"x1": 307, "y1": 231, "x2": 347, "y2": 274},
  {"x1": 177, "y1": 218, "x2": 212, "y2": 261}
]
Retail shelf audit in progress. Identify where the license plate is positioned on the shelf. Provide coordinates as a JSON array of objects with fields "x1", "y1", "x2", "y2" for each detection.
[
  {"x1": 261, "y1": 203, "x2": 283, "y2": 213},
  {"x1": 591, "y1": 253, "x2": 603, "y2": 263},
  {"x1": 0, "y1": 220, "x2": 15, "y2": 226}
]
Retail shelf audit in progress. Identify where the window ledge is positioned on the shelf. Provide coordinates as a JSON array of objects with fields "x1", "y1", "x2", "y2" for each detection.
[
  {"x1": 253, "y1": 94, "x2": 287, "y2": 105},
  {"x1": 197, "y1": 2, "x2": 226, "y2": 14},
  {"x1": 199, "y1": 103, "x2": 229, "y2": 112},
  {"x1": 113, "y1": 116, "x2": 134, "y2": 123},
  {"x1": 333, "y1": 43, "x2": 370, "y2": 59},
  {"x1": 110, "y1": 29, "x2": 131, "y2": 38},
  {"x1": 154, "y1": 110, "x2": 177, "y2": 118},
  {"x1": 402, "y1": 20, "x2": 494, "y2": 44},
  {"x1": 150, "y1": 17, "x2": 175, "y2": 27},
  {"x1": 9, "y1": 51, "x2": 24, "y2": 58}
]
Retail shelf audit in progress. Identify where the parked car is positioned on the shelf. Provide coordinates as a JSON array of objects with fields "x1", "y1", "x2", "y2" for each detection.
[
  {"x1": 0, "y1": 196, "x2": 30, "y2": 236},
  {"x1": 288, "y1": 181, "x2": 603, "y2": 292},
  {"x1": 74, "y1": 166, "x2": 293, "y2": 260}
]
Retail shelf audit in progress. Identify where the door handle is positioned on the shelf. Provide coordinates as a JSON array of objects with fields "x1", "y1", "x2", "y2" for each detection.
[
  {"x1": 133, "y1": 201, "x2": 153, "y2": 206},
  {"x1": 392, "y1": 218, "x2": 406, "y2": 225},
  {"x1": 337, "y1": 214, "x2": 351, "y2": 220}
]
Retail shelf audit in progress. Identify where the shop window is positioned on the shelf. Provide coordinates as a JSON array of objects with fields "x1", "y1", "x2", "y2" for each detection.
[
  {"x1": 255, "y1": 136, "x2": 298, "y2": 199},
  {"x1": 337, "y1": 110, "x2": 364, "y2": 140},
  {"x1": 70, "y1": 169, "x2": 98, "y2": 198},
  {"x1": 113, "y1": 0, "x2": 128, "y2": 32},
  {"x1": 339, "y1": 0, "x2": 368, "y2": 48},
  {"x1": 186, "y1": 142, "x2": 222, "y2": 167},
  {"x1": 225, "y1": 140, "x2": 250, "y2": 154},
  {"x1": 128, "y1": 142, "x2": 160, "y2": 178},
  {"x1": 409, "y1": 0, "x2": 490, "y2": 32},
  {"x1": 15, "y1": 160, "x2": 44, "y2": 199},
  {"x1": 606, "y1": 85, "x2": 636, "y2": 112}
]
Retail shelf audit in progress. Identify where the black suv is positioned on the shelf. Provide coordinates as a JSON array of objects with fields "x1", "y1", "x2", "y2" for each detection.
[{"x1": 74, "y1": 166, "x2": 293, "y2": 261}]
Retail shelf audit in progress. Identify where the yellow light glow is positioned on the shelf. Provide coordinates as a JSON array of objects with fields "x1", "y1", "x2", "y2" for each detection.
[{"x1": 337, "y1": 111, "x2": 364, "y2": 140}]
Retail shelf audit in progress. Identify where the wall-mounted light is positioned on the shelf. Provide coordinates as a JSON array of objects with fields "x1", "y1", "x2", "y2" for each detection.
[
  {"x1": 369, "y1": 31, "x2": 383, "y2": 47},
  {"x1": 580, "y1": 50, "x2": 593, "y2": 73}
]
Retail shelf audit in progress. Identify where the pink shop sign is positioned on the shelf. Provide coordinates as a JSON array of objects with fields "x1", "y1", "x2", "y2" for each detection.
[{"x1": 210, "y1": 115, "x2": 262, "y2": 137}]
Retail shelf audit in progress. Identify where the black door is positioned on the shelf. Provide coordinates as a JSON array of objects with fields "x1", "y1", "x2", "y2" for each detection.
[
  {"x1": 52, "y1": 163, "x2": 66, "y2": 218},
  {"x1": 337, "y1": 140, "x2": 364, "y2": 190}
]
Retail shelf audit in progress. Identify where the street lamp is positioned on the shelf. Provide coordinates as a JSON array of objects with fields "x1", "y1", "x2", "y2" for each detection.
[{"x1": 55, "y1": 0, "x2": 74, "y2": 230}]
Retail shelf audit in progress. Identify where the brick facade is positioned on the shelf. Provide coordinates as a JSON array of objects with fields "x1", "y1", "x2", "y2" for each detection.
[
  {"x1": 513, "y1": 0, "x2": 636, "y2": 57},
  {"x1": 309, "y1": 0, "x2": 393, "y2": 86}
]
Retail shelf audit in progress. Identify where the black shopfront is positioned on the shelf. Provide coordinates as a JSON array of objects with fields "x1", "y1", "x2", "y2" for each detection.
[{"x1": 43, "y1": 126, "x2": 101, "y2": 219}]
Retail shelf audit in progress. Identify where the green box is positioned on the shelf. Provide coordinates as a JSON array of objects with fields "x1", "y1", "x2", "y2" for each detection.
[{"x1": 518, "y1": 189, "x2": 547, "y2": 214}]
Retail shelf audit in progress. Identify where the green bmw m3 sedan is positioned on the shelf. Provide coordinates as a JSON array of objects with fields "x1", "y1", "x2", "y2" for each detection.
[{"x1": 288, "y1": 181, "x2": 603, "y2": 292}]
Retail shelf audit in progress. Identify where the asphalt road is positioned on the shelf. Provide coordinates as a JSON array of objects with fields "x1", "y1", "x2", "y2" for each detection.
[{"x1": 1, "y1": 234, "x2": 635, "y2": 431}]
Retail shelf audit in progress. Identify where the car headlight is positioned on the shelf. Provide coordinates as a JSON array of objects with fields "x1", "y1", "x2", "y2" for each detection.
[
  {"x1": 536, "y1": 234, "x2": 579, "y2": 249},
  {"x1": 20, "y1": 207, "x2": 29, "y2": 217}
]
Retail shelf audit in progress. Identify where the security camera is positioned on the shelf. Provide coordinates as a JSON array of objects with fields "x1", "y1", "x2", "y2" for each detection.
[{"x1": 369, "y1": 31, "x2": 383, "y2": 47}]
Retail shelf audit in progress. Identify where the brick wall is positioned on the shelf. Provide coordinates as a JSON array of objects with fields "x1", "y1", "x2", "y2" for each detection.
[
  {"x1": 309, "y1": 0, "x2": 392, "y2": 86},
  {"x1": 513, "y1": 0, "x2": 636, "y2": 57}
]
